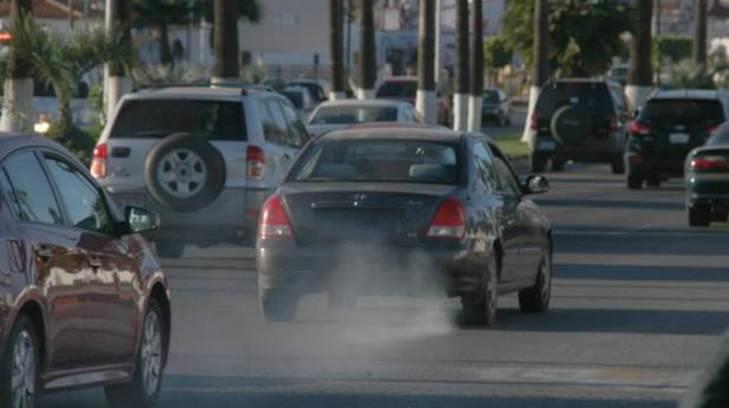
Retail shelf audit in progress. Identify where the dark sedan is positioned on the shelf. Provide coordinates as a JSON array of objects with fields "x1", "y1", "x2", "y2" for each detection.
[
  {"x1": 0, "y1": 134, "x2": 171, "y2": 408},
  {"x1": 256, "y1": 127, "x2": 553, "y2": 326},
  {"x1": 685, "y1": 123, "x2": 729, "y2": 227}
]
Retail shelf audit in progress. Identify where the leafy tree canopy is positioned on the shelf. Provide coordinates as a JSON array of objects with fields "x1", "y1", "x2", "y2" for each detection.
[
  {"x1": 484, "y1": 35, "x2": 513, "y2": 69},
  {"x1": 503, "y1": 0, "x2": 632, "y2": 77}
]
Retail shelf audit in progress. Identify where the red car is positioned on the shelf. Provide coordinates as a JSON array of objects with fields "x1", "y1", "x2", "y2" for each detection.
[{"x1": 0, "y1": 133, "x2": 171, "y2": 408}]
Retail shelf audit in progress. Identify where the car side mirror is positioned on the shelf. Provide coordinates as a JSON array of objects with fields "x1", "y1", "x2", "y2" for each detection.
[
  {"x1": 125, "y1": 206, "x2": 160, "y2": 234},
  {"x1": 522, "y1": 175, "x2": 550, "y2": 195}
]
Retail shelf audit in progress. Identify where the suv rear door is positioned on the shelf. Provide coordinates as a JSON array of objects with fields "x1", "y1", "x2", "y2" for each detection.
[{"x1": 255, "y1": 96, "x2": 306, "y2": 185}]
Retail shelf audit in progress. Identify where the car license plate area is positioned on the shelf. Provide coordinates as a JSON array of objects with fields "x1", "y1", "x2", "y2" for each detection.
[
  {"x1": 669, "y1": 133, "x2": 690, "y2": 144},
  {"x1": 313, "y1": 208, "x2": 401, "y2": 242},
  {"x1": 537, "y1": 140, "x2": 556, "y2": 151}
]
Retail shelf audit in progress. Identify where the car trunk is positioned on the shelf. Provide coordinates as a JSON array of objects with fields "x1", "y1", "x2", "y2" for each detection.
[
  {"x1": 691, "y1": 147, "x2": 729, "y2": 195},
  {"x1": 281, "y1": 182, "x2": 458, "y2": 246}
]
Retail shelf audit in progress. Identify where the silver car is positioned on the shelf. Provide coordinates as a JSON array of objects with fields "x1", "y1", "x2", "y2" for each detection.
[
  {"x1": 92, "y1": 86, "x2": 309, "y2": 257},
  {"x1": 307, "y1": 99, "x2": 422, "y2": 137}
]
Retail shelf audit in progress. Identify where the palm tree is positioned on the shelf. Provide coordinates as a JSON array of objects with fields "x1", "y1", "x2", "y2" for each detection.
[
  {"x1": 358, "y1": 0, "x2": 376, "y2": 99},
  {"x1": 106, "y1": 0, "x2": 133, "y2": 119},
  {"x1": 626, "y1": 0, "x2": 653, "y2": 111},
  {"x1": 693, "y1": 0, "x2": 707, "y2": 66},
  {"x1": 522, "y1": 0, "x2": 548, "y2": 143},
  {"x1": 330, "y1": 0, "x2": 345, "y2": 100},
  {"x1": 467, "y1": 0, "x2": 483, "y2": 132},
  {"x1": 211, "y1": 0, "x2": 239, "y2": 84},
  {"x1": 452, "y1": 0, "x2": 469, "y2": 130},
  {"x1": 0, "y1": 0, "x2": 33, "y2": 132},
  {"x1": 416, "y1": 0, "x2": 436, "y2": 123}
]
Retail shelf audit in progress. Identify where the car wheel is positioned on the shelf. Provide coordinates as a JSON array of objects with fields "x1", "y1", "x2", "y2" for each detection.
[
  {"x1": 145, "y1": 133, "x2": 226, "y2": 213},
  {"x1": 610, "y1": 156, "x2": 626, "y2": 175},
  {"x1": 461, "y1": 255, "x2": 498, "y2": 326},
  {"x1": 105, "y1": 300, "x2": 167, "y2": 408},
  {"x1": 551, "y1": 159, "x2": 566, "y2": 172},
  {"x1": 154, "y1": 241, "x2": 185, "y2": 259},
  {"x1": 688, "y1": 205, "x2": 711, "y2": 227},
  {"x1": 260, "y1": 290, "x2": 298, "y2": 322},
  {"x1": 0, "y1": 316, "x2": 40, "y2": 408},
  {"x1": 627, "y1": 173, "x2": 643, "y2": 190},
  {"x1": 518, "y1": 245, "x2": 552, "y2": 313},
  {"x1": 530, "y1": 153, "x2": 548, "y2": 173}
]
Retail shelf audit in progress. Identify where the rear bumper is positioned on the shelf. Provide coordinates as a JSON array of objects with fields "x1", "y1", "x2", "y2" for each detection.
[
  {"x1": 687, "y1": 174, "x2": 729, "y2": 206},
  {"x1": 626, "y1": 152, "x2": 685, "y2": 177},
  {"x1": 257, "y1": 241, "x2": 486, "y2": 297},
  {"x1": 532, "y1": 136, "x2": 623, "y2": 161}
]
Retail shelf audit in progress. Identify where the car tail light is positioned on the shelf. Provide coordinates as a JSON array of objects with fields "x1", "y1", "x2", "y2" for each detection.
[
  {"x1": 258, "y1": 194, "x2": 293, "y2": 239},
  {"x1": 529, "y1": 112, "x2": 541, "y2": 131},
  {"x1": 427, "y1": 198, "x2": 466, "y2": 239},
  {"x1": 247, "y1": 145, "x2": 265, "y2": 180},
  {"x1": 629, "y1": 121, "x2": 651, "y2": 136},
  {"x1": 90, "y1": 143, "x2": 108, "y2": 179},
  {"x1": 691, "y1": 155, "x2": 728, "y2": 171}
]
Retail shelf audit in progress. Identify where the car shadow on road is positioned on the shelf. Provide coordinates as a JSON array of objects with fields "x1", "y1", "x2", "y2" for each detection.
[
  {"x1": 489, "y1": 308, "x2": 729, "y2": 336},
  {"x1": 537, "y1": 198, "x2": 684, "y2": 211}
]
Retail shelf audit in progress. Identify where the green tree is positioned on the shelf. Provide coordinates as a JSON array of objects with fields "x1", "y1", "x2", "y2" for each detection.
[
  {"x1": 483, "y1": 35, "x2": 513, "y2": 69},
  {"x1": 503, "y1": 0, "x2": 632, "y2": 77},
  {"x1": 653, "y1": 35, "x2": 693, "y2": 67}
]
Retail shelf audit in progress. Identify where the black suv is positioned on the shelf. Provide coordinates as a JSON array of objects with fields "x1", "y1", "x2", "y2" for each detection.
[
  {"x1": 529, "y1": 79, "x2": 629, "y2": 173},
  {"x1": 626, "y1": 89, "x2": 729, "y2": 189}
]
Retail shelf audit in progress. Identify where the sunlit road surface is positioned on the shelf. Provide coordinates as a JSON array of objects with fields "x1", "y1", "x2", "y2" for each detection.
[{"x1": 41, "y1": 163, "x2": 729, "y2": 408}]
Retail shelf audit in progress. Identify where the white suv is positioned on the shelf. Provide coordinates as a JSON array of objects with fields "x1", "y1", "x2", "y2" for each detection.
[{"x1": 92, "y1": 87, "x2": 309, "y2": 257}]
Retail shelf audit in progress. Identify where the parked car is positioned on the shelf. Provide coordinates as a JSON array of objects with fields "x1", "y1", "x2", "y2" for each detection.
[
  {"x1": 282, "y1": 86, "x2": 316, "y2": 122},
  {"x1": 626, "y1": 89, "x2": 729, "y2": 189},
  {"x1": 528, "y1": 78, "x2": 630, "y2": 173},
  {"x1": 482, "y1": 88, "x2": 512, "y2": 127},
  {"x1": 256, "y1": 126, "x2": 553, "y2": 326},
  {"x1": 92, "y1": 87, "x2": 310, "y2": 257},
  {"x1": 306, "y1": 99, "x2": 422, "y2": 137},
  {"x1": 288, "y1": 79, "x2": 328, "y2": 103},
  {"x1": 375, "y1": 76, "x2": 451, "y2": 125},
  {"x1": 0, "y1": 133, "x2": 171, "y2": 408},
  {"x1": 684, "y1": 122, "x2": 729, "y2": 226}
]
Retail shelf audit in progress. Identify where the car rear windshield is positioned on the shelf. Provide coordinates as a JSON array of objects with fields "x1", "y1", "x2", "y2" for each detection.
[
  {"x1": 641, "y1": 99, "x2": 725, "y2": 125},
  {"x1": 109, "y1": 99, "x2": 246, "y2": 141},
  {"x1": 483, "y1": 90, "x2": 500, "y2": 104},
  {"x1": 289, "y1": 139, "x2": 460, "y2": 185},
  {"x1": 536, "y1": 82, "x2": 614, "y2": 115},
  {"x1": 282, "y1": 91, "x2": 304, "y2": 109},
  {"x1": 309, "y1": 106, "x2": 398, "y2": 125},
  {"x1": 376, "y1": 81, "x2": 417, "y2": 98},
  {"x1": 707, "y1": 123, "x2": 729, "y2": 145}
]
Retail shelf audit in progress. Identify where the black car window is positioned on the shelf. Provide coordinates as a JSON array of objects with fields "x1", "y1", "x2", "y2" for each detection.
[
  {"x1": 282, "y1": 91, "x2": 304, "y2": 109},
  {"x1": 493, "y1": 156, "x2": 521, "y2": 195},
  {"x1": 483, "y1": 90, "x2": 500, "y2": 104},
  {"x1": 473, "y1": 141, "x2": 498, "y2": 191},
  {"x1": 0, "y1": 151, "x2": 64, "y2": 225},
  {"x1": 44, "y1": 156, "x2": 114, "y2": 235},
  {"x1": 278, "y1": 100, "x2": 309, "y2": 148},
  {"x1": 310, "y1": 106, "x2": 399, "y2": 124},
  {"x1": 109, "y1": 99, "x2": 246, "y2": 141},
  {"x1": 290, "y1": 139, "x2": 460, "y2": 185},
  {"x1": 641, "y1": 99, "x2": 725, "y2": 125},
  {"x1": 257, "y1": 99, "x2": 288, "y2": 146},
  {"x1": 291, "y1": 82, "x2": 325, "y2": 101},
  {"x1": 376, "y1": 81, "x2": 417, "y2": 98},
  {"x1": 536, "y1": 82, "x2": 614, "y2": 115}
]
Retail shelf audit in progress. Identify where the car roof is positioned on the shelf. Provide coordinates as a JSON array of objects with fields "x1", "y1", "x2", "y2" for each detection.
[
  {"x1": 125, "y1": 86, "x2": 281, "y2": 101},
  {"x1": 381, "y1": 76, "x2": 417, "y2": 82},
  {"x1": 318, "y1": 126, "x2": 462, "y2": 143},
  {"x1": 0, "y1": 132, "x2": 85, "y2": 165},
  {"x1": 650, "y1": 89, "x2": 725, "y2": 100},
  {"x1": 316, "y1": 99, "x2": 408, "y2": 108}
]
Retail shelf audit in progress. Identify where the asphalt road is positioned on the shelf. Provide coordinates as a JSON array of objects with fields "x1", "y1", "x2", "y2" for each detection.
[{"x1": 40, "y1": 163, "x2": 729, "y2": 408}]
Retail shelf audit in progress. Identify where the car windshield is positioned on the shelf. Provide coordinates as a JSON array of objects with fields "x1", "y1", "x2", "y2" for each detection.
[
  {"x1": 282, "y1": 91, "x2": 304, "y2": 109},
  {"x1": 109, "y1": 99, "x2": 246, "y2": 140},
  {"x1": 536, "y1": 82, "x2": 614, "y2": 115},
  {"x1": 289, "y1": 139, "x2": 460, "y2": 184},
  {"x1": 309, "y1": 106, "x2": 399, "y2": 125},
  {"x1": 642, "y1": 99, "x2": 725, "y2": 125},
  {"x1": 483, "y1": 90, "x2": 500, "y2": 104},
  {"x1": 290, "y1": 82, "x2": 322, "y2": 100},
  {"x1": 376, "y1": 80, "x2": 417, "y2": 98}
]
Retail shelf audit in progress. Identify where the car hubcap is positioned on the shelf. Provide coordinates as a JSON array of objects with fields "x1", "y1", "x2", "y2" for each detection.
[
  {"x1": 157, "y1": 149, "x2": 207, "y2": 198},
  {"x1": 11, "y1": 330, "x2": 35, "y2": 408},
  {"x1": 140, "y1": 312, "x2": 162, "y2": 395}
]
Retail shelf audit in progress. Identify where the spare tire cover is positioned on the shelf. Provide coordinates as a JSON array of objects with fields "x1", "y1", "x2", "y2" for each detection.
[
  {"x1": 145, "y1": 132, "x2": 226, "y2": 213},
  {"x1": 550, "y1": 104, "x2": 593, "y2": 146}
]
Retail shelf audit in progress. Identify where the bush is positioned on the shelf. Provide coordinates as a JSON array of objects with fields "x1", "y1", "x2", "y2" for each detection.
[
  {"x1": 670, "y1": 60, "x2": 715, "y2": 89},
  {"x1": 653, "y1": 35, "x2": 692, "y2": 67},
  {"x1": 46, "y1": 123, "x2": 97, "y2": 165}
]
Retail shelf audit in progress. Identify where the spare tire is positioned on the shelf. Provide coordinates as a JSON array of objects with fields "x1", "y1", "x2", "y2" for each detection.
[
  {"x1": 550, "y1": 104, "x2": 592, "y2": 146},
  {"x1": 145, "y1": 133, "x2": 226, "y2": 213}
]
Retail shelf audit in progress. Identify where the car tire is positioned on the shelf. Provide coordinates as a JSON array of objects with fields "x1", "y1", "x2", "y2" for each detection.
[
  {"x1": 530, "y1": 153, "x2": 548, "y2": 173},
  {"x1": 460, "y1": 255, "x2": 498, "y2": 327},
  {"x1": 627, "y1": 173, "x2": 643, "y2": 190},
  {"x1": 145, "y1": 132, "x2": 226, "y2": 213},
  {"x1": 105, "y1": 300, "x2": 167, "y2": 408},
  {"x1": 518, "y1": 245, "x2": 552, "y2": 313},
  {"x1": 0, "y1": 315, "x2": 40, "y2": 408},
  {"x1": 154, "y1": 241, "x2": 185, "y2": 259},
  {"x1": 551, "y1": 159, "x2": 566, "y2": 172},
  {"x1": 260, "y1": 290, "x2": 298, "y2": 322},
  {"x1": 610, "y1": 156, "x2": 626, "y2": 175},
  {"x1": 688, "y1": 205, "x2": 711, "y2": 227}
]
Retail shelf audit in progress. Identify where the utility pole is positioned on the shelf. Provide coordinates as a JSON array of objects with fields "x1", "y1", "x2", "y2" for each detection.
[
  {"x1": 104, "y1": 0, "x2": 132, "y2": 120},
  {"x1": 0, "y1": 0, "x2": 33, "y2": 132},
  {"x1": 452, "y1": 0, "x2": 469, "y2": 131},
  {"x1": 434, "y1": 0, "x2": 441, "y2": 90},
  {"x1": 467, "y1": 0, "x2": 484, "y2": 132},
  {"x1": 626, "y1": 0, "x2": 653, "y2": 111},
  {"x1": 522, "y1": 0, "x2": 549, "y2": 144},
  {"x1": 330, "y1": 0, "x2": 346, "y2": 100},
  {"x1": 416, "y1": 0, "x2": 436, "y2": 124},
  {"x1": 358, "y1": 0, "x2": 376, "y2": 99},
  {"x1": 693, "y1": 0, "x2": 707, "y2": 67}
]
